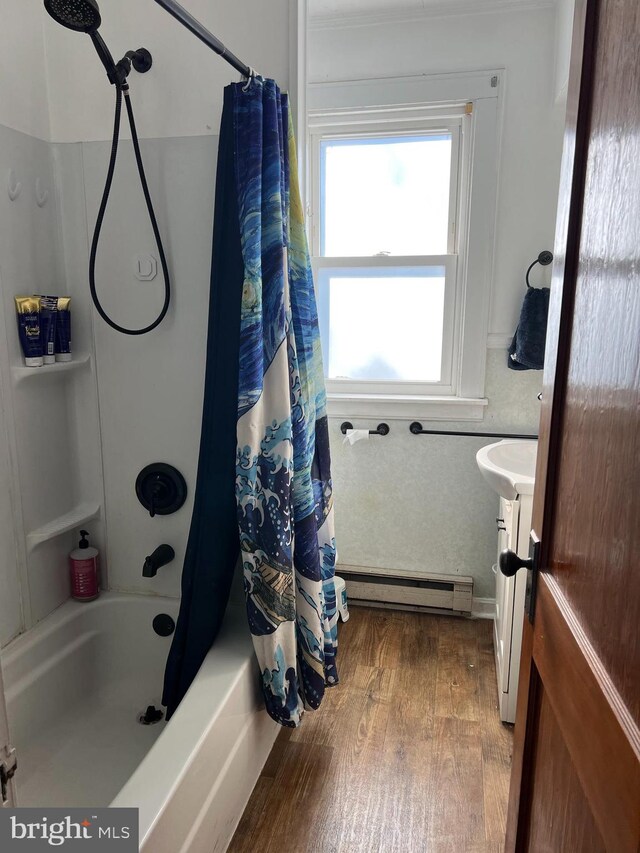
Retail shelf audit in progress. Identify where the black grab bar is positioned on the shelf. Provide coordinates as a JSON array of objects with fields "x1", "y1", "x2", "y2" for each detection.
[{"x1": 409, "y1": 422, "x2": 537, "y2": 440}]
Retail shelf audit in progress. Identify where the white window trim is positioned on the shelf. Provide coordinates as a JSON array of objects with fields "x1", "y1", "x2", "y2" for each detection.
[{"x1": 307, "y1": 71, "x2": 502, "y2": 421}]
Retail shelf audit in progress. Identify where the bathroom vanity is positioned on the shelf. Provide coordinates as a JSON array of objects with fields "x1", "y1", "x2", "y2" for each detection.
[{"x1": 476, "y1": 440, "x2": 537, "y2": 724}]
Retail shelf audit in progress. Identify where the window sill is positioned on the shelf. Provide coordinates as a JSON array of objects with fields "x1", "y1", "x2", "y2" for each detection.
[{"x1": 326, "y1": 393, "x2": 488, "y2": 422}]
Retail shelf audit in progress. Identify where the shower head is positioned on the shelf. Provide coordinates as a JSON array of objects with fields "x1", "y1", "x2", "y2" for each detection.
[
  {"x1": 43, "y1": 0, "x2": 114, "y2": 83},
  {"x1": 43, "y1": 0, "x2": 152, "y2": 87},
  {"x1": 44, "y1": 0, "x2": 101, "y2": 33}
]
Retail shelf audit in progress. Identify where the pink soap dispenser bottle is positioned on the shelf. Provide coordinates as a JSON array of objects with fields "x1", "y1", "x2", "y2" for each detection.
[{"x1": 70, "y1": 529, "x2": 100, "y2": 602}]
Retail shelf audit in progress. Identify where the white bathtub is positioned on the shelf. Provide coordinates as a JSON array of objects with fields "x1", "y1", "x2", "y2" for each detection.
[{"x1": 1, "y1": 593, "x2": 278, "y2": 852}]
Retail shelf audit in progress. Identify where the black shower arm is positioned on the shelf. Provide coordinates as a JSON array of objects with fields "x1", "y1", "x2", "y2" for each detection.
[{"x1": 152, "y1": 0, "x2": 254, "y2": 78}]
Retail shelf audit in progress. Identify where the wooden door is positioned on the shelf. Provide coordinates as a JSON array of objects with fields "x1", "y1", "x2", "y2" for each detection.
[{"x1": 505, "y1": 0, "x2": 640, "y2": 850}]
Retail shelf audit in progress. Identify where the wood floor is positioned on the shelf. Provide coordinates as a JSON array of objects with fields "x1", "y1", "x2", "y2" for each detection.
[{"x1": 229, "y1": 606, "x2": 513, "y2": 853}]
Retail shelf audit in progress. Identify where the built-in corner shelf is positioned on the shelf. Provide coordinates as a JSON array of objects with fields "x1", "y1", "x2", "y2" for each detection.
[
  {"x1": 11, "y1": 353, "x2": 91, "y2": 386},
  {"x1": 26, "y1": 501, "x2": 101, "y2": 553}
]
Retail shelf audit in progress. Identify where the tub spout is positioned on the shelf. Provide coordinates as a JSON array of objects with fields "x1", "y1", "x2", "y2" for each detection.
[{"x1": 143, "y1": 544, "x2": 175, "y2": 578}]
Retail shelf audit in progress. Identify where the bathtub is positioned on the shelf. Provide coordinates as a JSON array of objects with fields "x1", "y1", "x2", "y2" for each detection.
[{"x1": 1, "y1": 593, "x2": 279, "y2": 852}]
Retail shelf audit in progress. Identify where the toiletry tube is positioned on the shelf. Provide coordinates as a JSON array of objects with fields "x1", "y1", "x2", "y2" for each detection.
[
  {"x1": 15, "y1": 296, "x2": 43, "y2": 367},
  {"x1": 55, "y1": 297, "x2": 72, "y2": 362},
  {"x1": 38, "y1": 295, "x2": 58, "y2": 364}
]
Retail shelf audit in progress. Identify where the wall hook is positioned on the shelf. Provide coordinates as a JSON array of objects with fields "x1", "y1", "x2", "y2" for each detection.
[
  {"x1": 7, "y1": 169, "x2": 22, "y2": 201},
  {"x1": 35, "y1": 177, "x2": 49, "y2": 208}
]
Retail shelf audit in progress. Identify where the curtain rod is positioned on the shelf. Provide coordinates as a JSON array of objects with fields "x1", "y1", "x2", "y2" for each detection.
[{"x1": 152, "y1": 0, "x2": 254, "y2": 78}]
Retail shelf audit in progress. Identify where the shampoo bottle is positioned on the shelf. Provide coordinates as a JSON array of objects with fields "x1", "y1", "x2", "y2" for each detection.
[{"x1": 70, "y1": 529, "x2": 100, "y2": 602}]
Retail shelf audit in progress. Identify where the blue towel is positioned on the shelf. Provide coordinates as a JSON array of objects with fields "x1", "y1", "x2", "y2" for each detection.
[{"x1": 508, "y1": 286, "x2": 550, "y2": 370}]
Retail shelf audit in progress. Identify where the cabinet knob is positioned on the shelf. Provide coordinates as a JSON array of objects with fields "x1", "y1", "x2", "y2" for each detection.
[{"x1": 499, "y1": 549, "x2": 534, "y2": 577}]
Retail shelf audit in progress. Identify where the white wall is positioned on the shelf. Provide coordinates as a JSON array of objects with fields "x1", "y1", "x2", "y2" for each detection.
[
  {"x1": 554, "y1": 0, "x2": 576, "y2": 103},
  {"x1": 0, "y1": 3, "x2": 52, "y2": 644},
  {"x1": 0, "y1": 0, "x2": 107, "y2": 638},
  {"x1": 0, "y1": 0, "x2": 52, "y2": 140},
  {"x1": 309, "y1": 6, "x2": 567, "y2": 599},
  {"x1": 44, "y1": 0, "x2": 290, "y2": 142},
  {"x1": 0, "y1": 127, "x2": 106, "y2": 633}
]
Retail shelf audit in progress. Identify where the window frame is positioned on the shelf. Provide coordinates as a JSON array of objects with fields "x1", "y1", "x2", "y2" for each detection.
[
  {"x1": 311, "y1": 113, "x2": 464, "y2": 398},
  {"x1": 308, "y1": 72, "x2": 502, "y2": 421}
]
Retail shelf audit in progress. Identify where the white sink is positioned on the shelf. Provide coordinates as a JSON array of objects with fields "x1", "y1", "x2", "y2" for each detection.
[{"x1": 476, "y1": 439, "x2": 538, "y2": 500}]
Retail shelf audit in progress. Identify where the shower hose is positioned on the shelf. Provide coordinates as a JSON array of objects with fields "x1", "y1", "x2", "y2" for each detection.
[{"x1": 90, "y1": 84, "x2": 170, "y2": 335}]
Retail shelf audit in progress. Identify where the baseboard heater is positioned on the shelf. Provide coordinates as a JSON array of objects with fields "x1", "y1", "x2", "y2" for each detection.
[{"x1": 338, "y1": 564, "x2": 474, "y2": 615}]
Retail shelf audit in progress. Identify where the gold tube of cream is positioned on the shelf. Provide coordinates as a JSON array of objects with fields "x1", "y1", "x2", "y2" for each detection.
[{"x1": 15, "y1": 296, "x2": 43, "y2": 368}]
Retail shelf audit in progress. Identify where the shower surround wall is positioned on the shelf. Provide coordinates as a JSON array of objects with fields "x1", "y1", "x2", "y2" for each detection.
[
  {"x1": 309, "y1": 5, "x2": 566, "y2": 603},
  {"x1": 0, "y1": 1, "x2": 105, "y2": 643},
  {"x1": 0, "y1": 0, "x2": 292, "y2": 644},
  {"x1": 45, "y1": 0, "x2": 291, "y2": 599}
]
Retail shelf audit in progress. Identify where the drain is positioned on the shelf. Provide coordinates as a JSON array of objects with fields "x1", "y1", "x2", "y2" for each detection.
[
  {"x1": 139, "y1": 705, "x2": 164, "y2": 725},
  {"x1": 153, "y1": 613, "x2": 175, "y2": 637}
]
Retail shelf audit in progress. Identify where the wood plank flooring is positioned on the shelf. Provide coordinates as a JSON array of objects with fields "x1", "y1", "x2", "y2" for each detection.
[{"x1": 229, "y1": 606, "x2": 513, "y2": 853}]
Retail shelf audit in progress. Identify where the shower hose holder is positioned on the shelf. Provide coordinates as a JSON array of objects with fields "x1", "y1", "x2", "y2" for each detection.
[{"x1": 111, "y1": 48, "x2": 153, "y2": 89}]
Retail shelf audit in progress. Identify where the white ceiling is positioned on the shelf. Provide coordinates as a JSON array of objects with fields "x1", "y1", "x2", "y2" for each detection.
[{"x1": 309, "y1": 0, "x2": 555, "y2": 21}]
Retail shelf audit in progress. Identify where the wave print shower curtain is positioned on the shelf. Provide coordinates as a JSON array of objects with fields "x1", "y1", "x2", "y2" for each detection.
[{"x1": 234, "y1": 79, "x2": 339, "y2": 726}]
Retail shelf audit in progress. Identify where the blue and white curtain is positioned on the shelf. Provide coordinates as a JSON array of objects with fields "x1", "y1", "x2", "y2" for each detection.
[{"x1": 234, "y1": 79, "x2": 339, "y2": 726}]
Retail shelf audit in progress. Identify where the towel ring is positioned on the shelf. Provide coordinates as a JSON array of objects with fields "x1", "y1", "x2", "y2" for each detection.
[{"x1": 526, "y1": 250, "x2": 553, "y2": 288}]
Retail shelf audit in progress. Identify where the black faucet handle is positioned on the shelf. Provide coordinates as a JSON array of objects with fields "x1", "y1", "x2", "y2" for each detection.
[{"x1": 149, "y1": 476, "x2": 165, "y2": 518}]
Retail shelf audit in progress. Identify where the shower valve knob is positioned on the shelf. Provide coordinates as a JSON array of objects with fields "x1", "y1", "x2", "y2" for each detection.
[{"x1": 136, "y1": 464, "x2": 187, "y2": 517}]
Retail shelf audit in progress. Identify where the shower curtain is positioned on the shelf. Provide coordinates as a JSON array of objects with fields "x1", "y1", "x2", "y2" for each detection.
[{"x1": 163, "y1": 79, "x2": 338, "y2": 727}]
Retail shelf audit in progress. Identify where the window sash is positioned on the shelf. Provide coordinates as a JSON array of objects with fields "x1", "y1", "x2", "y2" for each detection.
[
  {"x1": 314, "y1": 254, "x2": 458, "y2": 396},
  {"x1": 310, "y1": 116, "x2": 463, "y2": 259}
]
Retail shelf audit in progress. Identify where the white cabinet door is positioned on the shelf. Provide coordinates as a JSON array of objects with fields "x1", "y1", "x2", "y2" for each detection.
[
  {"x1": 494, "y1": 498, "x2": 519, "y2": 694},
  {"x1": 503, "y1": 493, "x2": 532, "y2": 720}
]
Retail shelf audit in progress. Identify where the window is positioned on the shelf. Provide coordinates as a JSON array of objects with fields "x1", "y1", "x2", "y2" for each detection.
[
  {"x1": 309, "y1": 75, "x2": 500, "y2": 420},
  {"x1": 315, "y1": 124, "x2": 460, "y2": 395}
]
